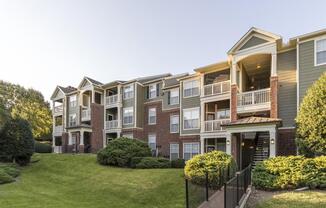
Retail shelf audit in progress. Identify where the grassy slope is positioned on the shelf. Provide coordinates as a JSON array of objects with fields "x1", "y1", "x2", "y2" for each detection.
[
  {"x1": 0, "y1": 154, "x2": 185, "y2": 208},
  {"x1": 256, "y1": 191, "x2": 326, "y2": 208}
]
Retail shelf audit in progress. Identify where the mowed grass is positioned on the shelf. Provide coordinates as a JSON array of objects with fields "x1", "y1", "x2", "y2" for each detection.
[
  {"x1": 256, "y1": 191, "x2": 326, "y2": 208},
  {"x1": 0, "y1": 154, "x2": 185, "y2": 208}
]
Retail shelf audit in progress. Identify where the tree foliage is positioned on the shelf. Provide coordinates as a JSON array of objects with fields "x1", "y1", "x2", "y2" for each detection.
[
  {"x1": 296, "y1": 73, "x2": 326, "y2": 156},
  {"x1": 0, "y1": 80, "x2": 52, "y2": 140}
]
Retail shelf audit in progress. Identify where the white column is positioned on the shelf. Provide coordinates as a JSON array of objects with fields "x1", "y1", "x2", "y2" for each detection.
[
  {"x1": 200, "y1": 137, "x2": 205, "y2": 154},
  {"x1": 200, "y1": 73, "x2": 204, "y2": 96},
  {"x1": 231, "y1": 62, "x2": 237, "y2": 85},
  {"x1": 226, "y1": 133, "x2": 232, "y2": 155},
  {"x1": 103, "y1": 130, "x2": 107, "y2": 148},
  {"x1": 200, "y1": 102, "x2": 205, "y2": 132},
  {"x1": 80, "y1": 130, "x2": 84, "y2": 145},
  {"x1": 269, "y1": 128, "x2": 276, "y2": 157},
  {"x1": 271, "y1": 52, "x2": 277, "y2": 76},
  {"x1": 117, "y1": 107, "x2": 121, "y2": 128},
  {"x1": 68, "y1": 132, "x2": 72, "y2": 145},
  {"x1": 117, "y1": 131, "x2": 121, "y2": 138}
]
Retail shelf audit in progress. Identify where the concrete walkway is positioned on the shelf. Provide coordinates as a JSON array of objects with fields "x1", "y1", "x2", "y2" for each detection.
[{"x1": 198, "y1": 188, "x2": 224, "y2": 208}]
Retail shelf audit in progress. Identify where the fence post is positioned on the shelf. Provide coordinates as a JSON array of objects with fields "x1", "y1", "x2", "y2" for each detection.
[
  {"x1": 219, "y1": 167, "x2": 223, "y2": 187},
  {"x1": 205, "y1": 172, "x2": 209, "y2": 201},
  {"x1": 185, "y1": 179, "x2": 189, "y2": 208},
  {"x1": 236, "y1": 173, "x2": 239, "y2": 206},
  {"x1": 224, "y1": 182, "x2": 227, "y2": 208}
]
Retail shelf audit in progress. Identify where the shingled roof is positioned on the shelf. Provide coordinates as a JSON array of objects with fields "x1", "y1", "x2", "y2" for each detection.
[
  {"x1": 221, "y1": 116, "x2": 282, "y2": 127},
  {"x1": 85, "y1": 76, "x2": 103, "y2": 86},
  {"x1": 58, "y1": 86, "x2": 77, "y2": 94}
]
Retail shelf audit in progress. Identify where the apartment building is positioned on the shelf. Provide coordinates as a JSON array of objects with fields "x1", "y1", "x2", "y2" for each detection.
[{"x1": 51, "y1": 27, "x2": 326, "y2": 168}]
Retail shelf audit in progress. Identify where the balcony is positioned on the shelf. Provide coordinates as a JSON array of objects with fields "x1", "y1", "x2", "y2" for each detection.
[
  {"x1": 105, "y1": 94, "x2": 121, "y2": 108},
  {"x1": 53, "y1": 105, "x2": 63, "y2": 115},
  {"x1": 53, "y1": 125, "x2": 63, "y2": 136},
  {"x1": 237, "y1": 88, "x2": 271, "y2": 113},
  {"x1": 81, "y1": 108, "x2": 91, "y2": 121},
  {"x1": 202, "y1": 80, "x2": 231, "y2": 99},
  {"x1": 204, "y1": 119, "x2": 230, "y2": 132},
  {"x1": 105, "y1": 120, "x2": 119, "y2": 130}
]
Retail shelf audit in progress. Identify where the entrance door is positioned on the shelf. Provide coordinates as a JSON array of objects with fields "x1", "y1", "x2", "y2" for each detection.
[{"x1": 84, "y1": 132, "x2": 92, "y2": 153}]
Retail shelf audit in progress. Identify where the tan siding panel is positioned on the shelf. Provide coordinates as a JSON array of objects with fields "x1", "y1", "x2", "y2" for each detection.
[{"x1": 239, "y1": 36, "x2": 268, "y2": 50}]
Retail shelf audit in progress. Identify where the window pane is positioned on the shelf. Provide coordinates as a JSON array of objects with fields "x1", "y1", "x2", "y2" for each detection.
[
  {"x1": 317, "y1": 39, "x2": 326, "y2": 52},
  {"x1": 317, "y1": 51, "x2": 326, "y2": 65}
]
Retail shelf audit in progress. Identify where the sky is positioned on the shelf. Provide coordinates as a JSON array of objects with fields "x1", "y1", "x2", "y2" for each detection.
[{"x1": 0, "y1": 0, "x2": 326, "y2": 101}]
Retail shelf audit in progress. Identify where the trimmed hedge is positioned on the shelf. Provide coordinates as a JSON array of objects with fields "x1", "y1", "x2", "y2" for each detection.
[
  {"x1": 134, "y1": 157, "x2": 171, "y2": 169},
  {"x1": 171, "y1": 159, "x2": 185, "y2": 168},
  {"x1": 97, "y1": 138, "x2": 152, "y2": 167},
  {"x1": 184, "y1": 151, "x2": 237, "y2": 186},
  {"x1": 34, "y1": 142, "x2": 52, "y2": 153},
  {"x1": 0, "y1": 163, "x2": 19, "y2": 184},
  {"x1": 253, "y1": 156, "x2": 326, "y2": 190}
]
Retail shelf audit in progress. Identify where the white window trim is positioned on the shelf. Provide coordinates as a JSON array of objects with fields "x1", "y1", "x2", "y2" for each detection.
[
  {"x1": 169, "y1": 88, "x2": 179, "y2": 105},
  {"x1": 148, "y1": 107, "x2": 156, "y2": 125},
  {"x1": 170, "y1": 143, "x2": 179, "y2": 160},
  {"x1": 123, "y1": 134, "x2": 133, "y2": 139},
  {"x1": 123, "y1": 84, "x2": 134, "y2": 100},
  {"x1": 148, "y1": 83, "x2": 157, "y2": 99},
  {"x1": 183, "y1": 142, "x2": 200, "y2": 160},
  {"x1": 123, "y1": 107, "x2": 134, "y2": 125},
  {"x1": 183, "y1": 79, "x2": 200, "y2": 98},
  {"x1": 183, "y1": 107, "x2": 200, "y2": 130},
  {"x1": 314, "y1": 36, "x2": 326, "y2": 67},
  {"x1": 69, "y1": 95, "x2": 77, "y2": 108},
  {"x1": 170, "y1": 115, "x2": 179, "y2": 133},
  {"x1": 148, "y1": 134, "x2": 156, "y2": 151}
]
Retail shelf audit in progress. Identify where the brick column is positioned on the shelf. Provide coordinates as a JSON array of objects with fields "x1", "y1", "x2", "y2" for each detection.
[
  {"x1": 231, "y1": 84, "x2": 238, "y2": 122},
  {"x1": 270, "y1": 76, "x2": 278, "y2": 118},
  {"x1": 62, "y1": 132, "x2": 69, "y2": 153}
]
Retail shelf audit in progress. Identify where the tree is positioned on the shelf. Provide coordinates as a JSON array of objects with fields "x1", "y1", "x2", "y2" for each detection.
[
  {"x1": 0, "y1": 118, "x2": 34, "y2": 165},
  {"x1": 0, "y1": 80, "x2": 52, "y2": 140},
  {"x1": 296, "y1": 73, "x2": 326, "y2": 157}
]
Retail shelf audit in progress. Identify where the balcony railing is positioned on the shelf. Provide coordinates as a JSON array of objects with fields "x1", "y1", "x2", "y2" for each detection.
[
  {"x1": 203, "y1": 80, "x2": 231, "y2": 96},
  {"x1": 54, "y1": 105, "x2": 63, "y2": 114},
  {"x1": 105, "y1": 94, "x2": 121, "y2": 107},
  {"x1": 204, "y1": 119, "x2": 230, "y2": 132},
  {"x1": 53, "y1": 146, "x2": 62, "y2": 153},
  {"x1": 81, "y1": 108, "x2": 91, "y2": 121},
  {"x1": 54, "y1": 125, "x2": 63, "y2": 135},
  {"x1": 237, "y1": 88, "x2": 270, "y2": 107},
  {"x1": 105, "y1": 120, "x2": 119, "y2": 130}
]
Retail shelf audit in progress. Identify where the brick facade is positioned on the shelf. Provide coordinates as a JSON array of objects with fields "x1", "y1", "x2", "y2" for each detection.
[
  {"x1": 277, "y1": 128, "x2": 296, "y2": 156},
  {"x1": 270, "y1": 76, "x2": 278, "y2": 118},
  {"x1": 62, "y1": 132, "x2": 69, "y2": 153},
  {"x1": 91, "y1": 103, "x2": 104, "y2": 153}
]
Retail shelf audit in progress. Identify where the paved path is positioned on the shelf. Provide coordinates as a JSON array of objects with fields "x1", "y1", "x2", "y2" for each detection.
[{"x1": 198, "y1": 188, "x2": 224, "y2": 208}]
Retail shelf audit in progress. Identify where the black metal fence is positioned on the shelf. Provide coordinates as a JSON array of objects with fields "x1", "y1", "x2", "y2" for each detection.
[
  {"x1": 224, "y1": 165, "x2": 252, "y2": 208},
  {"x1": 185, "y1": 165, "x2": 234, "y2": 208}
]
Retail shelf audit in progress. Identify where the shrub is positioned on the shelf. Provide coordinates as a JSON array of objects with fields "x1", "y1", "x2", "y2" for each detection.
[
  {"x1": 34, "y1": 142, "x2": 52, "y2": 153},
  {"x1": 130, "y1": 157, "x2": 144, "y2": 168},
  {"x1": 135, "y1": 157, "x2": 171, "y2": 169},
  {"x1": 0, "y1": 118, "x2": 34, "y2": 166},
  {"x1": 171, "y1": 158, "x2": 185, "y2": 168},
  {"x1": 97, "y1": 137, "x2": 151, "y2": 167},
  {"x1": 184, "y1": 151, "x2": 237, "y2": 186},
  {"x1": 296, "y1": 72, "x2": 326, "y2": 156},
  {"x1": 0, "y1": 169, "x2": 14, "y2": 184},
  {"x1": 252, "y1": 156, "x2": 326, "y2": 190},
  {"x1": 0, "y1": 163, "x2": 19, "y2": 184}
]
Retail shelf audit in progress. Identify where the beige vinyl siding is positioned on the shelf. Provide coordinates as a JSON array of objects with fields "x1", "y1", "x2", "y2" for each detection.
[
  {"x1": 136, "y1": 84, "x2": 144, "y2": 128},
  {"x1": 277, "y1": 49, "x2": 297, "y2": 127},
  {"x1": 180, "y1": 80, "x2": 200, "y2": 135},
  {"x1": 239, "y1": 36, "x2": 268, "y2": 50},
  {"x1": 299, "y1": 40, "x2": 326, "y2": 104}
]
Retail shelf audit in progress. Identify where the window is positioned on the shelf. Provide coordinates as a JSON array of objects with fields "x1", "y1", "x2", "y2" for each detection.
[
  {"x1": 183, "y1": 108, "x2": 200, "y2": 130},
  {"x1": 123, "y1": 107, "x2": 133, "y2": 125},
  {"x1": 316, "y1": 38, "x2": 326, "y2": 66},
  {"x1": 68, "y1": 114, "x2": 77, "y2": 127},
  {"x1": 70, "y1": 133, "x2": 77, "y2": 145},
  {"x1": 69, "y1": 95, "x2": 77, "y2": 108},
  {"x1": 55, "y1": 116, "x2": 63, "y2": 126},
  {"x1": 183, "y1": 80, "x2": 199, "y2": 97},
  {"x1": 148, "y1": 83, "x2": 157, "y2": 99},
  {"x1": 170, "y1": 115, "x2": 179, "y2": 133},
  {"x1": 148, "y1": 108, "x2": 156, "y2": 125},
  {"x1": 183, "y1": 143, "x2": 199, "y2": 161},
  {"x1": 170, "y1": 143, "x2": 179, "y2": 160},
  {"x1": 148, "y1": 134, "x2": 156, "y2": 155},
  {"x1": 123, "y1": 84, "x2": 134, "y2": 100},
  {"x1": 168, "y1": 88, "x2": 179, "y2": 105},
  {"x1": 216, "y1": 109, "x2": 230, "y2": 119}
]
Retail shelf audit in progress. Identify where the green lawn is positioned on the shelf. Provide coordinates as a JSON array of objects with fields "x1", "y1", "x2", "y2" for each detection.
[
  {"x1": 0, "y1": 154, "x2": 185, "y2": 208},
  {"x1": 256, "y1": 191, "x2": 326, "y2": 208}
]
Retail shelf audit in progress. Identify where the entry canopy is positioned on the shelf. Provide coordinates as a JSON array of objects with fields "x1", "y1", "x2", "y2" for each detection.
[{"x1": 221, "y1": 116, "x2": 282, "y2": 127}]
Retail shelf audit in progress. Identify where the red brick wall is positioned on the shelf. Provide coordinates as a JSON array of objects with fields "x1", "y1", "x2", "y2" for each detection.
[
  {"x1": 277, "y1": 128, "x2": 296, "y2": 156},
  {"x1": 62, "y1": 132, "x2": 69, "y2": 153},
  {"x1": 91, "y1": 103, "x2": 104, "y2": 153},
  {"x1": 270, "y1": 76, "x2": 278, "y2": 118},
  {"x1": 230, "y1": 84, "x2": 238, "y2": 122}
]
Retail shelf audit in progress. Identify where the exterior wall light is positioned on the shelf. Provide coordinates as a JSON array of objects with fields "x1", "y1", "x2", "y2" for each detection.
[
  {"x1": 226, "y1": 139, "x2": 230, "y2": 145},
  {"x1": 271, "y1": 138, "x2": 275, "y2": 144}
]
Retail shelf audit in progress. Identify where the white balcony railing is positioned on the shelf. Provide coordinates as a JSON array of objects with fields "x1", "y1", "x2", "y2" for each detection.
[
  {"x1": 105, "y1": 94, "x2": 121, "y2": 107},
  {"x1": 203, "y1": 80, "x2": 231, "y2": 96},
  {"x1": 204, "y1": 119, "x2": 230, "y2": 132},
  {"x1": 54, "y1": 105, "x2": 63, "y2": 114},
  {"x1": 237, "y1": 88, "x2": 271, "y2": 107},
  {"x1": 54, "y1": 125, "x2": 63, "y2": 135},
  {"x1": 53, "y1": 146, "x2": 62, "y2": 153},
  {"x1": 105, "y1": 120, "x2": 119, "y2": 130},
  {"x1": 81, "y1": 108, "x2": 91, "y2": 121}
]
